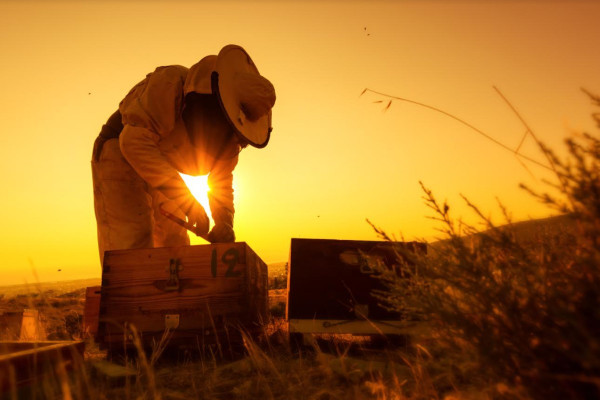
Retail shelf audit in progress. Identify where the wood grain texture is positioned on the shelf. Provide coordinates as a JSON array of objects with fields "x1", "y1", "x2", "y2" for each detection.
[
  {"x1": 83, "y1": 286, "x2": 101, "y2": 337},
  {"x1": 287, "y1": 238, "x2": 426, "y2": 322},
  {"x1": 0, "y1": 341, "x2": 85, "y2": 391},
  {"x1": 97, "y1": 242, "x2": 268, "y2": 348}
]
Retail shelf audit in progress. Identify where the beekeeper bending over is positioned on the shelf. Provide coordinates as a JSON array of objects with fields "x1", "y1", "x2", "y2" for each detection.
[{"x1": 92, "y1": 45, "x2": 275, "y2": 264}]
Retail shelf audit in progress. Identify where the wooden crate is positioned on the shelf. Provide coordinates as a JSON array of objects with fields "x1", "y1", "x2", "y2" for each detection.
[
  {"x1": 287, "y1": 238, "x2": 426, "y2": 336},
  {"x1": 97, "y1": 242, "x2": 268, "y2": 350},
  {"x1": 83, "y1": 286, "x2": 101, "y2": 337},
  {"x1": 0, "y1": 310, "x2": 46, "y2": 341},
  {"x1": 0, "y1": 312, "x2": 23, "y2": 340},
  {"x1": 19, "y1": 309, "x2": 46, "y2": 341},
  {"x1": 0, "y1": 341, "x2": 85, "y2": 393}
]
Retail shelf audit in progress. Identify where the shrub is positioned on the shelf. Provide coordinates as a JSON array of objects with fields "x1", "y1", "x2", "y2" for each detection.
[{"x1": 376, "y1": 93, "x2": 600, "y2": 399}]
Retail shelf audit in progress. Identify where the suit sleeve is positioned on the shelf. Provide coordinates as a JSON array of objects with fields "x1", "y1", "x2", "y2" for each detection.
[
  {"x1": 119, "y1": 125, "x2": 192, "y2": 208},
  {"x1": 207, "y1": 154, "x2": 238, "y2": 227}
]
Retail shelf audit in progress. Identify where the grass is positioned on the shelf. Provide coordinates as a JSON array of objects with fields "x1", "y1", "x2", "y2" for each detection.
[
  {"x1": 1, "y1": 274, "x2": 474, "y2": 400},
  {"x1": 370, "y1": 95, "x2": 600, "y2": 399},
  {"x1": 0, "y1": 225, "x2": 572, "y2": 400}
]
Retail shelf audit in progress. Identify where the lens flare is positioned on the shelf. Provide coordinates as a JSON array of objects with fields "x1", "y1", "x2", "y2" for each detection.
[{"x1": 179, "y1": 173, "x2": 212, "y2": 220}]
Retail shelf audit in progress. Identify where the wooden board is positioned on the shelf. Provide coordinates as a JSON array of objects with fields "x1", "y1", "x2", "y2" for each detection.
[
  {"x1": 0, "y1": 310, "x2": 46, "y2": 341},
  {"x1": 0, "y1": 341, "x2": 85, "y2": 392},
  {"x1": 19, "y1": 309, "x2": 46, "y2": 341},
  {"x1": 83, "y1": 286, "x2": 101, "y2": 337},
  {"x1": 97, "y1": 242, "x2": 268, "y2": 350},
  {"x1": 287, "y1": 238, "x2": 426, "y2": 335},
  {"x1": 0, "y1": 312, "x2": 22, "y2": 340}
]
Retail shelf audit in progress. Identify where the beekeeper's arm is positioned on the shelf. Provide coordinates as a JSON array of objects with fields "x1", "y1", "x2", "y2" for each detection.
[
  {"x1": 119, "y1": 125, "x2": 209, "y2": 234},
  {"x1": 207, "y1": 154, "x2": 238, "y2": 243}
]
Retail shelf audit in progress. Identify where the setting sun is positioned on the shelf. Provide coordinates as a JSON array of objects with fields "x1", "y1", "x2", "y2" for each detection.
[{"x1": 180, "y1": 173, "x2": 212, "y2": 221}]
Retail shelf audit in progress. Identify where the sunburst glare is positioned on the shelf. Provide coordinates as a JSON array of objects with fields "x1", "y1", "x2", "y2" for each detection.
[{"x1": 179, "y1": 173, "x2": 212, "y2": 220}]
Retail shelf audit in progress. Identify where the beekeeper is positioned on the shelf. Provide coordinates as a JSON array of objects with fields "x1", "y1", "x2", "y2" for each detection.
[{"x1": 91, "y1": 45, "x2": 275, "y2": 264}]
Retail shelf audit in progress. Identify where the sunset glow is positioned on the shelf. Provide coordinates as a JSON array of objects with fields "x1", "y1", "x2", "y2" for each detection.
[{"x1": 0, "y1": 1, "x2": 599, "y2": 285}]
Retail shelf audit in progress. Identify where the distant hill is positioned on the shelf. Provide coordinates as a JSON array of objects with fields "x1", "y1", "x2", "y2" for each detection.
[
  {"x1": 410, "y1": 213, "x2": 577, "y2": 258},
  {"x1": 0, "y1": 278, "x2": 100, "y2": 299},
  {"x1": 427, "y1": 213, "x2": 577, "y2": 250},
  {"x1": 0, "y1": 263, "x2": 291, "y2": 298},
  {"x1": 481, "y1": 213, "x2": 576, "y2": 243},
  {"x1": 267, "y1": 261, "x2": 287, "y2": 276}
]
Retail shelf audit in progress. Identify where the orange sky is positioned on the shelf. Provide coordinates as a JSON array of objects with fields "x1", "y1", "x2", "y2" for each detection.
[{"x1": 0, "y1": 1, "x2": 599, "y2": 285}]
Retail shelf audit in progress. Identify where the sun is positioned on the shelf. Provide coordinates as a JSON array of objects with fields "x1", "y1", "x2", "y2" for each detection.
[{"x1": 179, "y1": 173, "x2": 213, "y2": 220}]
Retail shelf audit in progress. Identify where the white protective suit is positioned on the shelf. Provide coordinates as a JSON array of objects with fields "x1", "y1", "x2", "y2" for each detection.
[{"x1": 92, "y1": 56, "x2": 240, "y2": 264}]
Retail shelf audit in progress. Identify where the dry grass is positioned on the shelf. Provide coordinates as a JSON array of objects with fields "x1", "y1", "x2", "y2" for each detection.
[
  {"x1": 371, "y1": 136, "x2": 600, "y2": 398},
  {"x1": 1, "y1": 282, "x2": 477, "y2": 400}
]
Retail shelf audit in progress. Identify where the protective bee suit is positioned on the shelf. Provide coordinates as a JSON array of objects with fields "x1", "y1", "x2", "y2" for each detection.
[{"x1": 92, "y1": 45, "x2": 275, "y2": 264}]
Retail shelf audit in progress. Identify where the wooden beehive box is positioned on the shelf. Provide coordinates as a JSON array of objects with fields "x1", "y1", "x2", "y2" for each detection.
[
  {"x1": 287, "y1": 238, "x2": 426, "y2": 336},
  {"x1": 0, "y1": 312, "x2": 23, "y2": 340},
  {"x1": 0, "y1": 341, "x2": 85, "y2": 393},
  {"x1": 97, "y1": 242, "x2": 268, "y2": 351},
  {"x1": 83, "y1": 286, "x2": 101, "y2": 337}
]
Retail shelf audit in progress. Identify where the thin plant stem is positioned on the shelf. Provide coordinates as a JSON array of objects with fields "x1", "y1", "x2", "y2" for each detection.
[{"x1": 362, "y1": 87, "x2": 552, "y2": 171}]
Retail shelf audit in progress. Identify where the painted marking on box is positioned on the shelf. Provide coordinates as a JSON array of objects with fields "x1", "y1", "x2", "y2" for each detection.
[
  {"x1": 223, "y1": 247, "x2": 241, "y2": 277},
  {"x1": 210, "y1": 246, "x2": 241, "y2": 278},
  {"x1": 165, "y1": 259, "x2": 183, "y2": 291}
]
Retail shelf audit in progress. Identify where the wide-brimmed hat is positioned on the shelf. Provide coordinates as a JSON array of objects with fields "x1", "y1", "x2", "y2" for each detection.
[{"x1": 185, "y1": 45, "x2": 276, "y2": 148}]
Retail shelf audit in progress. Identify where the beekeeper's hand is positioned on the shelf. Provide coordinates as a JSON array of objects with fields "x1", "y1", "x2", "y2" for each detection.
[
  {"x1": 183, "y1": 200, "x2": 210, "y2": 236},
  {"x1": 207, "y1": 223, "x2": 235, "y2": 243}
]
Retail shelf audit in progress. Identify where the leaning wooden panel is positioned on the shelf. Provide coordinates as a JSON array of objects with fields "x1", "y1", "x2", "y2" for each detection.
[
  {"x1": 97, "y1": 242, "x2": 268, "y2": 350},
  {"x1": 0, "y1": 341, "x2": 85, "y2": 393},
  {"x1": 83, "y1": 286, "x2": 101, "y2": 337},
  {"x1": 287, "y1": 238, "x2": 426, "y2": 335}
]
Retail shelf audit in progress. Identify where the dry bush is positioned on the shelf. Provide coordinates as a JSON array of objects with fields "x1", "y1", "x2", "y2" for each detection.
[{"x1": 375, "y1": 94, "x2": 600, "y2": 399}]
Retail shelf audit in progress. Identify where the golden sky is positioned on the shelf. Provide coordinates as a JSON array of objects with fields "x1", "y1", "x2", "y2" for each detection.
[{"x1": 0, "y1": 0, "x2": 599, "y2": 285}]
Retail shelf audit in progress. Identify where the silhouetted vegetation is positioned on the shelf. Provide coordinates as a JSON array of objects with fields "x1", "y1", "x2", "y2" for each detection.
[{"x1": 375, "y1": 91, "x2": 600, "y2": 399}]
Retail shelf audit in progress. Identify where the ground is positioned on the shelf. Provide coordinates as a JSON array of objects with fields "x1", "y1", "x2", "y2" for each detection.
[{"x1": 0, "y1": 275, "x2": 440, "y2": 399}]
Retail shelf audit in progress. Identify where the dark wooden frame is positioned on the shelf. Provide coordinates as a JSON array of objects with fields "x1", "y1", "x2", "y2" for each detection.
[{"x1": 0, "y1": 341, "x2": 85, "y2": 392}]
